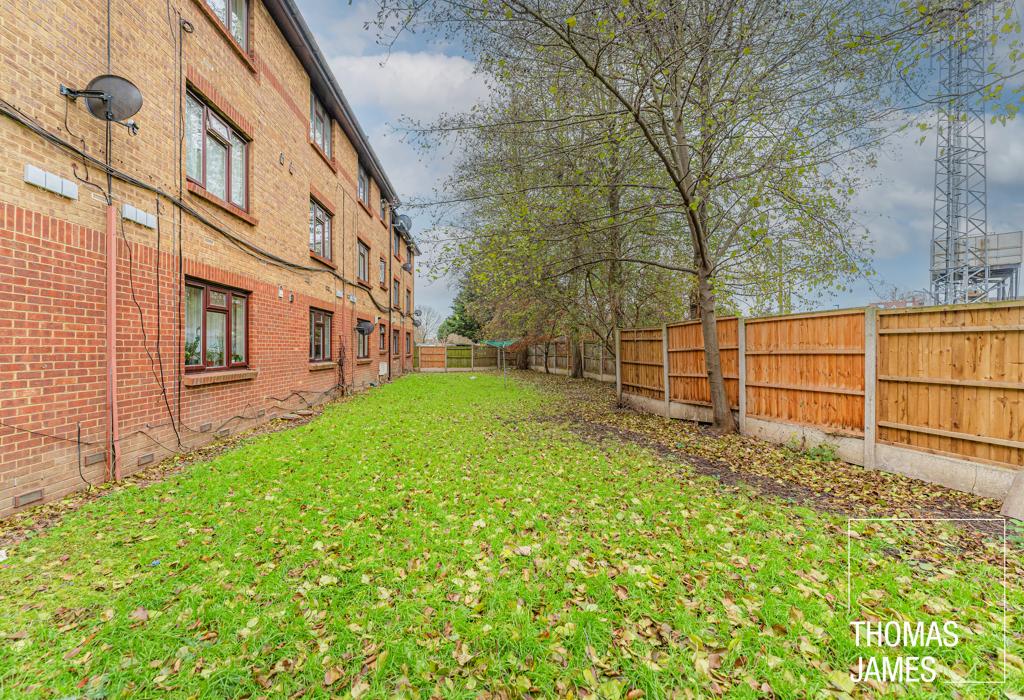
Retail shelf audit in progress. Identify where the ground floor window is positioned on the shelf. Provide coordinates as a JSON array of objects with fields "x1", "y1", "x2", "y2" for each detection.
[
  {"x1": 310, "y1": 308, "x2": 332, "y2": 361},
  {"x1": 379, "y1": 324, "x2": 387, "y2": 353},
  {"x1": 406, "y1": 331, "x2": 412, "y2": 355},
  {"x1": 185, "y1": 279, "x2": 248, "y2": 370},
  {"x1": 392, "y1": 329, "x2": 399, "y2": 356},
  {"x1": 357, "y1": 322, "x2": 370, "y2": 358}
]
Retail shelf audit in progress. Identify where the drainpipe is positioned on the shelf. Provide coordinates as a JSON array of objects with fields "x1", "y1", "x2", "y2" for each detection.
[
  {"x1": 387, "y1": 205, "x2": 393, "y2": 381},
  {"x1": 106, "y1": 203, "x2": 120, "y2": 480}
]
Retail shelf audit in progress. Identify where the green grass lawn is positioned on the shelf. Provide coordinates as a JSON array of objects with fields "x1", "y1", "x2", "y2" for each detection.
[{"x1": 0, "y1": 373, "x2": 1020, "y2": 698}]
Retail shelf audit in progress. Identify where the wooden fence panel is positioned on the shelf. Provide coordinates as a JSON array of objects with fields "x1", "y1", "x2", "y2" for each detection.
[
  {"x1": 419, "y1": 345, "x2": 446, "y2": 369},
  {"x1": 474, "y1": 345, "x2": 498, "y2": 368},
  {"x1": 877, "y1": 302, "x2": 1024, "y2": 468},
  {"x1": 666, "y1": 318, "x2": 739, "y2": 408},
  {"x1": 582, "y1": 340, "x2": 600, "y2": 374},
  {"x1": 446, "y1": 345, "x2": 472, "y2": 368},
  {"x1": 620, "y1": 328, "x2": 664, "y2": 399},
  {"x1": 744, "y1": 310, "x2": 865, "y2": 434}
]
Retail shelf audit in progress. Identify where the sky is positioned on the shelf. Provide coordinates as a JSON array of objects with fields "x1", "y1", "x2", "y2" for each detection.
[{"x1": 296, "y1": 0, "x2": 1024, "y2": 316}]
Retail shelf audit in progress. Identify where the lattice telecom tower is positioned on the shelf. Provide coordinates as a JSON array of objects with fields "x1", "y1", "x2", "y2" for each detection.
[{"x1": 929, "y1": 8, "x2": 1022, "y2": 304}]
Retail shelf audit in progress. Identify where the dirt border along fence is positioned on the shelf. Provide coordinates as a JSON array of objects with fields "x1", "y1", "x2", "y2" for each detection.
[{"x1": 528, "y1": 302, "x2": 1024, "y2": 501}]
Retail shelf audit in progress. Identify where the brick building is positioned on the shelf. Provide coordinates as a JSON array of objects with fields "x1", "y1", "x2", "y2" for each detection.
[{"x1": 0, "y1": 0, "x2": 419, "y2": 515}]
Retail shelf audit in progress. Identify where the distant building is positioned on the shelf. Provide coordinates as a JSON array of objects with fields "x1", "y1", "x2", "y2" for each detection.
[{"x1": 868, "y1": 292, "x2": 928, "y2": 309}]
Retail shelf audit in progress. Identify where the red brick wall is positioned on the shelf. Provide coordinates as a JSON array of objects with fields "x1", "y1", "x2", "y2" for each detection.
[
  {"x1": 0, "y1": 0, "x2": 417, "y2": 516},
  {"x1": 0, "y1": 201, "x2": 405, "y2": 517}
]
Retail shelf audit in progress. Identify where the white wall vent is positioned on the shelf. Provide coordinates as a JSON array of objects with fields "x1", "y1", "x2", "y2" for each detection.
[
  {"x1": 122, "y1": 203, "x2": 157, "y2": 229},
  {"x1": 24, "y1": 163, "x2": 78, "y2": 200}
]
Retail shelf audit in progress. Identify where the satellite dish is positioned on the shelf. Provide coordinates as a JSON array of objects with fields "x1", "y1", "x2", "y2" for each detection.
[
  {"x1": 398, "y1": 214, "x2": 412, "y2": 233},
  {"x1": 402, "y1": 262, "x2": 412, "y2": 272},
  {"x1": 355, "y1": 319, "x2": 375, "y2": 336},
  {"x1": 414, "y1": 308, "x2": 422, "y2": 317},
  {"x1": 84, "y1": 74, "x2": 143, "y2": 122}
]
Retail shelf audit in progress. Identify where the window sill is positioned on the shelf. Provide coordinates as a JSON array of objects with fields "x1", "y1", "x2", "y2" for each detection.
[
  {"x1": 184, "y1": 368, "x2": 258, "y2": 387},
  {"x1": 356, "y1": 358, "x2": 372, "y2": 365},
  {"x1": 191, "y1": 0, "x2": 258, "y2": 74},
  {"x1": 356, "y1": 279, "x2": 371, "y2": 290},
  {"x1": 309, "y1": 361, "x2": 335, "y2": 372},
  {"x1": 310, "y1": 140, "x2": 338, "y2": 173},
  {"x1": 358, "y1": 199, "x2": 374, "y2": 218},
  {"x1": 309, "y1": 251, "x2": 336, "y2": 269},
  {"x1": 187, "y1": 181, "x2": 257, "y2": 225}
]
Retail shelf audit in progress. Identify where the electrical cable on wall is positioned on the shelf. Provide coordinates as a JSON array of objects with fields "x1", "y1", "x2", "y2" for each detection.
[{"x1": 0, "y1": 15, "x2": 417, "y2": 471}]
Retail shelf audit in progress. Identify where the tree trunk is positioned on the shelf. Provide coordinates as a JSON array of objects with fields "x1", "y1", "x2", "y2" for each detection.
[
  {"x1": 570, "y1": 334, "x2": 583, "y2": 378},
  {"x1": 697, "y1": 265, "x2": 736, "y2": 433}
]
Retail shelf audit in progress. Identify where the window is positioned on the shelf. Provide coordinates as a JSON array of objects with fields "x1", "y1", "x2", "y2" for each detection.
[
  {"x1": 357, "y1": 165, "x2": 369, "y2": 204},
  {"x1": 379, "y1": 258, "x2": 387, "y2": 287},
  {"x1": 186, "y1": 92, "x2": 248, "y2": 210},
  {"x1": 203, "y1": 0, "x2": 248, "y2": 49},
  {"x1": 309, "y1": 309, "x2": 332, "y2": 361},
  {"x1": 309, "y1": 198, "x2": 332, "y2": 259},
  {"x1": 380, "y1": 196, "x2": 387, "y2": 222},
  {"x1": 357, "y1": 323, "x2": 370, "y2": 359},
  {"x1": 406, "y1": 331, "x2": 412, "y2": 355},
  {"x1": 393, "y1": 279, "x2": 400, "y2": 308},
  {"x1": 357, "y1": 241, "x2": 369, "y2": 282},
  {"x1": 405, "y1": 289, "x2": 411, "y2": 314},
  {"x1": 393, "y1": 229, "x2": 401, "y2": 259},
  {"x1": 310, "y1": 95, "x2": 331, "y2": 157},
  {"x1": 406, "y1": 244, "x2": 414, "y2": 268},
  {"x1": 184, "y1": 280, "x2": 248, "y2": 370},
  {"x1": 379, "y1": 324, "x2": 387, "y2": 353},
  {"x1": 392, "y1": 329, "x2": 399, "y2": 357}
]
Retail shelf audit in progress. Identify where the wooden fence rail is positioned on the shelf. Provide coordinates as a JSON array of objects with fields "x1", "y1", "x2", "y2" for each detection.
[
  {"x1": 527, "y1": 337, "x2": 616, "y2": 382},
  {"x1": 417, "y1": 344, "x2": 510, "y2": 372},
  {"x1": 599, "y1": 300, "x2": 1024, "y2": 499}
]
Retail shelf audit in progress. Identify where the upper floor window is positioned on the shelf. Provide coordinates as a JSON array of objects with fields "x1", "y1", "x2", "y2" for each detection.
[
  {"x1": 357, "y1": 241, "x2": 370, "y2": 282},
  {"x1": 393, "y1": 230, "x2": 401, "y2": 259},
  {"x1": 379, "y1": 324, "x2": 387, "y2": 352},
  {"x1": 357, "y1": 166, "x2": 369, "y2": 204},
  {"x1": 310, "y1": 95, "x2": 331, "y2": 157},
  {"x1": 393, "y1": 279, "x2": 400, "y2": 307},
  {"x1": 310, "y1": 309, "x2": 332, "y2": 361},
  {"x1": 309, "y1": 198, "x2": 332, "y2": 260},
  {"x1": 392, "y1": 329, "x2": 399, "y2": 357},
  {"x1": 204, "y1": 0, "x2": 248, "y2": 49},
  {"x1": 406, "y1": 244, "x2": 413, "y2": 267},
  {"x1": 380, "y1": 196, "x2": 387, "y2": 222},
  {"x1": 185, "y1": 279, "x2": 248, "y2": 370},
  {"x1": 186, "y1": 92, "x2": 248, "y2": 210},
  {"x1": 379, "y1": 258, "x2": 387, "y2": 287},
  {"x1": 405, "y1": 289, "x2": 411, "y2": 314}
]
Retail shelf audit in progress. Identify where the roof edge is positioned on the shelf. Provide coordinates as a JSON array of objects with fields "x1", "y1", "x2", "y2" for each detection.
[{"x1": 263, "y1": 0, "x2": 400, "y2": 206}]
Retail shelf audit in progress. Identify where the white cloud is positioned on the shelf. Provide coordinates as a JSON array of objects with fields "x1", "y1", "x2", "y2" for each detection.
[
  {"x1": 987, "y1": 118, "x2": 1024, "y2": 187},
  {"x1": 328, "y1": 52, "x2": 488, "y2": 120}
]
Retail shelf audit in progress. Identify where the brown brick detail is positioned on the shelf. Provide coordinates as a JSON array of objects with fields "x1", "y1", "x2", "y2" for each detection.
[{"x1": 187, "y1": 65, "x2": 257, "y2": 137}]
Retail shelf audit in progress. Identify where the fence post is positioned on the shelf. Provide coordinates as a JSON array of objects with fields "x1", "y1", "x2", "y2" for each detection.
[
  {"x1": 662, "y1": 324, "x2": 671, "y2": 418},
  {"x1": 863, "y1": 308, "x2": 877, "y2": 469},
  {"x1": 470, "y1": 344, "x2": 475, "y2": 370},
  {"x1": 737, "y1": 317, "x2": 747, "y2": 435},
  {"x1": 615, "y1": 329, "x2": 622, "y2": 401},
  {"x1": 599, "y1": 343, "x2": 605, "y2": 380}
]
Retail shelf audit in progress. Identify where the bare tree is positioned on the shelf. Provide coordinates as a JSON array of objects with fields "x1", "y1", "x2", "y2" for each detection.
[{"x1": 414, "y1": 305, "x2": 443, "y2": 343}]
